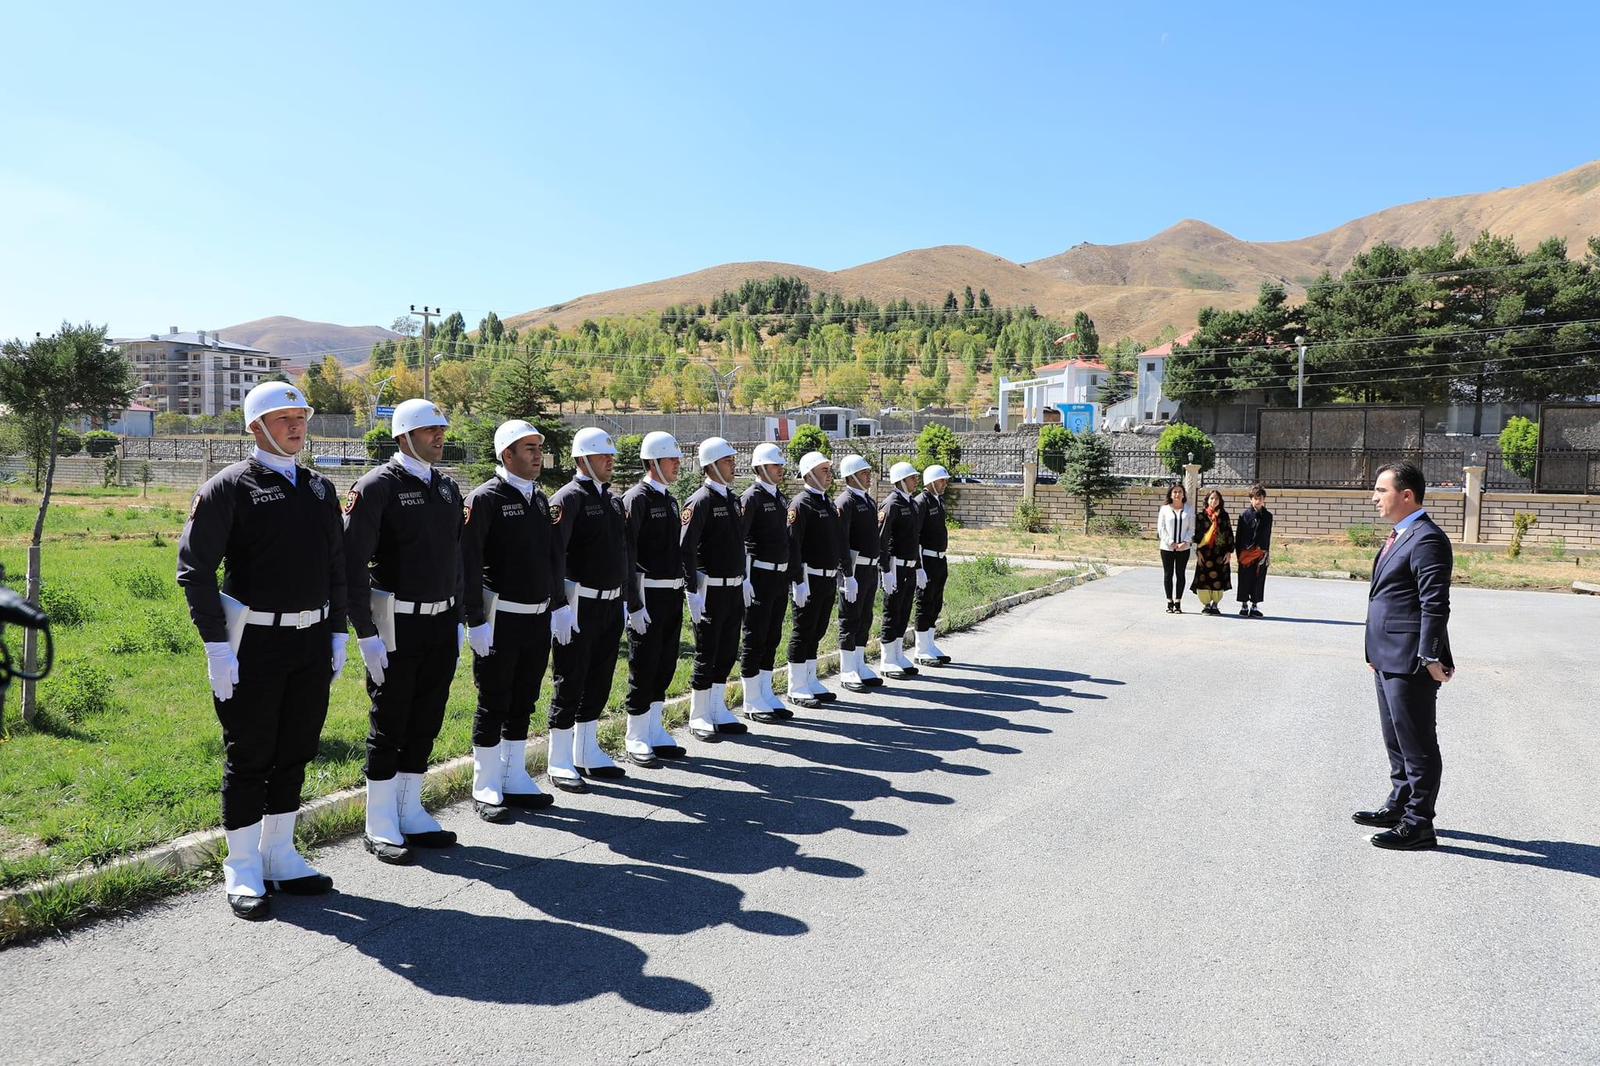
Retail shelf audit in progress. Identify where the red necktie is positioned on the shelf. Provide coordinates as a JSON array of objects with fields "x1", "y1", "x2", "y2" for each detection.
[{"x1": 1378, "y1": 527, "x2": 1398, "y2": 561}]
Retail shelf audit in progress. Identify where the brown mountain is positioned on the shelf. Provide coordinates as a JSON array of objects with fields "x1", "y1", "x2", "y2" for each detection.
[
  {"x1": 211, "y1": 316, "x2": 398, "y2": 368},
  {"x1": 507, "y1": 160, "x2": 1600, "y2": 343}
]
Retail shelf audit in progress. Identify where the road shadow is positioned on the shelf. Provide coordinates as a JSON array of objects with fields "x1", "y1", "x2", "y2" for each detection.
[
  {"x1": 1435, "y1": 830, "x2": 1600, "y2": 879},
  {"x1": 956, "y1": 664, "x2": 1125, "y2": 687},
  {"x1": 274, "y1": 891, "x2": 712, "y2": 1013},
  {"x1": 908, "y1": 672, "x2": 1105, "y2": 704},
  {"x1": 1237, "y1": 615, "x2": 1364, "y2": 627}
]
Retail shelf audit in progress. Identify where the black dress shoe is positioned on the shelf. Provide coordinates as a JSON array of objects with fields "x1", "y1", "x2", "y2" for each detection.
[
  {"x1": 404, "y1": 829, "x2": 458, "y2": 848},
  {"x1": 625, "y1": 748, "x2": 659, "y2": 768},
  {"x1": 840, "y1": 680, "x2": 870, "y2": 693},
  {"x1": 744, "y1": 709, "x2": 784, "y2": 724},
  {"x1": 473, "y1": 799, "x2": 512, "y2": 823},
  {"x1": 715, "y1": 720, "x2": 749, "y2": 734},
  {"x1": 787, "y1": 693, "x2": 823, "y2": 709},
  {"x1": 267, "y1": 872, "x2": 334, "y2": 896},
  {"x1": 364, "y1": 835, "x2": 416, "y2": 865},
  {"x1": 768, "y1": 706, "x2": 795, "y2": 721},
  {"x1": 652, "y1": 742, "x2": 687, "y2": 759},
  {"x1": 1351, "y1": 805, "x2": 1405, "y2": 828},
  {"x1": 550, "y1": 775, "x2": 587, "y2": 793},
  {"x1": 504, "y1": 790, "x2": 555, "y2": 809},
  {"x1": 813, "y1": 689, "x2": 838, "y2": 702},
  {"x1": 576, "y1": 764, "x2": 626, "y2": 780},
  {"x1": 1371, "y1": 822, "x2": 1438, "y2": 850},
  {"x1": 1250, "y1": 608, "x2": 1265, "y2": 619},
  {"x1": 229, "y1": 893, "x2": 272, "y2": 920},
  {"x1": 689, "y1": 723, "x2": 719, "y2": 741}
]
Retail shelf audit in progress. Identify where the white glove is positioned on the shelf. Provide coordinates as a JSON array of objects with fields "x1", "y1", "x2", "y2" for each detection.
[
  {"x1": 358, "y1": 634, "x2": 389, "y2": 686},
  {"x1": 204, "y1": 641, "x2": 239, "y2": 701},
  {"x1": 468, "y1": 622, "x2": 494, "y2": 658},
  {"x1": 843, "y1": 575, "x2": 859, "y2": 603},
  {"x1": 687, "y1": 590, "x2": 707, "y2": 625},
  {"x1": 916, "y1": 568, "x2": 928, "y2": 590},
  {"x1": 882, "y1": 567, "x2": 898, "y2": 595},
  {"x1": 792, "y1": 581, "x2": 810, "y2": 608},
  {"x1": 627, "y1": 604, "x2": 651, "y2": 635},
  {"x1": 330, "y1": 633, "x2": 349, "y2": 680},
  {"x1": 742, "y1": 578, "x2": 755, "y2": 607},
  {"x1": 550, "y1": 604, "x2": 576, "y2": 646},
  {"x1": 456, "y1": 623, "x2": 466, "y2": 655}
]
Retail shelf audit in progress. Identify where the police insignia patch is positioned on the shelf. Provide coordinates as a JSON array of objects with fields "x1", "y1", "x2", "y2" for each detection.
[
  {"x1": 310, "y1": 477, "x2": 327, "y2": 501},
  {"x1": 344, "y1": 489, "x2": 360, "y2": 515},
  {"x1": 786, "y1": 509, "x2": 797, "y2": 527},
  {"x1": 463, "y1": 501, "x2": 473, "y2": 524},
  {"x1": 188, "y1": 493, "x2": 201, "y2": 521},
  {"x1": 878, "y1": 507, "x2": 889, "y2": 523},
  {"x1": 438, "y1": 481, "x2": 454, "y2": 502},
  {"x1": 680, "y1": 503, "x2": 694, "y2": 527},
  {"x1": 550, "y1": 504, "x2": 563, "y2": 525}
]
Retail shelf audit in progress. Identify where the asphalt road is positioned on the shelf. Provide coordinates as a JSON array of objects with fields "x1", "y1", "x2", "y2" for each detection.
[{"x1": 5, "y1": 570, "x2": 1598, "y2": 1064}]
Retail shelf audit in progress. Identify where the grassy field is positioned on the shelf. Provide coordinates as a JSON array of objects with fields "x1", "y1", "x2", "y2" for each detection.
[
  {"x1": 948, "y1": 526, "x2": 1593, "y2": 592},
  {"x1": 0, "y1": 489, "x2": 1056, "y2": 894}
]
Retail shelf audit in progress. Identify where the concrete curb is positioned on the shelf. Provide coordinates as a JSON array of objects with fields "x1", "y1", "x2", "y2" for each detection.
[{"x1": 0, "y1": 562, "x2": 1103, "y2": 917}]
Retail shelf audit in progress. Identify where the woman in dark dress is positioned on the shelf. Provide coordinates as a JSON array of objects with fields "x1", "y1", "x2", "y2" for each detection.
[{"x1": 1190, "y1": 489, "x2": 1233, "y2": 616}]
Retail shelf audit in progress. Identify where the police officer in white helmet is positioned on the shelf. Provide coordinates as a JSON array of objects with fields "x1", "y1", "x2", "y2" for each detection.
[
  {"x1": 913, "y1": 464, "x2": 954, "y2": 665},
  {"x1": 344, "y1": 398, "x2": 466, "y2": 864},
  {"x1": 680, "y1": 437, "x2": 750, "y2": 739},
  {"x1": 620, "y1": 431, "x2": 690, "y2": 765},
  {"x1": 834, "y1": 453, "x2": 885, "y2": 692},
  {"x1": 876, "y1": 461, "x2": 924, "y2": 679},
  {"x1": 785, "y1": 450, "x2": 847, "y2": 708},
  {"x1": 178, "y1": 381, "x2": 346, "y2": 918},
  {"x1": 737, "y1": 442, "x2": 791, "y2": 722}
]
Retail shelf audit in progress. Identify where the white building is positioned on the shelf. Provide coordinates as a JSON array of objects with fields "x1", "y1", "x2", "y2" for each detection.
[
  {"x1": 115, "y1": 328, "x2": 285, "y2": 417},
  {"x1": 996, "y1": 358, "x2": 1113, "y2": 430},
  {"x1": 1101, "y1": 330, "x2": 1193, "y2": 430}
]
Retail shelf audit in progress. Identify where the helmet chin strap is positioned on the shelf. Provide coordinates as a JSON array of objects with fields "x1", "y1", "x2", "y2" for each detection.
[
  {"x1": 706, "y1": 464, "x2": 730, "y2": 487},
  {"x1": 577, "y1": 454, "x2": 605, "y2": 483},
  {"x1": 254, "y1": 417, "x2": 296, "y2": 459}
]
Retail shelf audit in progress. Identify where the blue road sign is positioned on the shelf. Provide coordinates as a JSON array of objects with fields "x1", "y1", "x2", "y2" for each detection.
[
  {"x1": 374, "y1": 405, "x2": 395, "y2": 418},
  {"x1": 1057, "y1": 403, "x2": 1096, "y2": 434}
]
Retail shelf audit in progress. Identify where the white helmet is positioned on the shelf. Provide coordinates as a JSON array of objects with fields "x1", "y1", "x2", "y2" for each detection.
[
  {"x1": 750, "y1": 442, "x2": 786, "y2": 470},
  {"x1": 391, "y1": 398, "x2": 449, "y2": 439},
  {"x1": 640, "y1": 431, "x2": 682, "y2": 461},
  {"x1": 243, "y1": 382, "x2": 312, "y2": 428},
  {"x1": 798, "y1": 451, "x2": 832, "y2": 478},
  {"x1": 838, "y1": 454, "x2": 871, "y2": 480},
  {"x1": 571, "y1": 427, "x2": 617, "y2": 458},
  {"x1": 697, "y1": 436, "x2": 736, "y2": 468},
  {"x1": 889, "y1": 461, "x2": 920, "y2": 486},
  {"x1": 923, "y1": 464, "x2": 951, "y2": 486},
  {"x1": 493, "y1": 419, "x2": 543, "y2": 460}
]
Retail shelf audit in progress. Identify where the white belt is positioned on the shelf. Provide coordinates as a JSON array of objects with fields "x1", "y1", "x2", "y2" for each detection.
[
  {"x1": 893, "y1": 557, "x2": 920, "y2": 569},
  {"x1": 395, "y1": 596, "x2": 456, "y2": 616},
  {"x1": 855, "y1": 561, "x2": 878, "y2": 572},
  {"x1": 494, "y1": 598, "x2": 549, "y2": 615},
  {"x1": 243, "y1": 604, "x2": 329, "y2": 629},
  {"x1": 641, "y1": 578, "x2": 684, "y2": 590},
  {"x1": 575, "y1": 585, "x2": 621, "y2": 601},
  {"x1": 701, "y1": 576, "x2": 743, "y2": 587},
  {"x1": 751, "y1": 559, "x2": 784, "y2": 571},
  {"x1": 921, "y1": 548, "x2": 946, "y2": 559},
  {"x1": 804, "y1": 566, "x2": 838, "y2": 578}
]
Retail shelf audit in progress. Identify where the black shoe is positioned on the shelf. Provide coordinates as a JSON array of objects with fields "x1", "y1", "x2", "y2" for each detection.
[
  {"x1": 689, "y1": 723, "x2": 719, "y2": 741},
  {"x1": 1173, "y1": 601, "x2": 1183, "y2": 614},
  {"x1": 715, "y1": 720, "x2": 750, "y2": 734},
  {"x1": 1240, "y1": 605, "x2": 1251, "y2": 617},
  {"x1": 364, "y1": 835, "x2": 415, "y2": 865},
  {"x1": 652, "y1": 742, "x2": 688, "y2": 759},
  {"x1": 1250, "y1": 608, "x2": 1265, "y2": 619},
  {"x1": 549, "y1": 774, "x2": 587, "y2": 793},
  {"x1": 404, "y1": 829, "x2": 457, "y2": 848},
  {"x1": 473, "y1": 799, "x2": 511, "y2": 823},
  {"x1": 1352, "y1": 805, "x2": 1406, "y2": 828},
  {"x1": 267, "y1": 872, "x2": 334, "y2": 895},
  {"x1": 1371, "y1": 822, "x2": 1438, "y2": 850},
  {"x1": 840, "y1": 679, "x2": 870, "y2": 692},
  {"x1": 813, "y1": 689, "x2": 838, "y2": 702},
  {"x1": 504, "y1": 790, "x2": 555, "y2": 810},
  {"x1": 768, "y1": 706, "x2": 795, "y2": 720},
  {"x1": 576, "y1": 764, "x2": 626, "y2": 780},
  {"x1": 745, "y1": 709, "x2": 784, "y2": 724},
  {"x1": 229, "y1": 893, "x2": 272, "y2": 920},
  {"x1": 625, "y1": 748, "x2": 659, "y2": 768}
]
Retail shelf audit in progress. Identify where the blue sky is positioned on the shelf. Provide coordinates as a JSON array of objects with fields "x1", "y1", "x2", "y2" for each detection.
[{"x1": 4, "y1": 1, "x2": 1598, "y2": 340}]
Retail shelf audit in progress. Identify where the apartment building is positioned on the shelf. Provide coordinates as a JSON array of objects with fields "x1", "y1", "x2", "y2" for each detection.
[{"x1": 116, "y1": 327, "x2": 286, "y2": 416}]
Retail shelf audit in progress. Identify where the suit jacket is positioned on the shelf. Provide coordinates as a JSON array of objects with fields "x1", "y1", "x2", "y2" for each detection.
[{"x1": 1365, "y1": 513, "x2": 1454, "y2": 674}]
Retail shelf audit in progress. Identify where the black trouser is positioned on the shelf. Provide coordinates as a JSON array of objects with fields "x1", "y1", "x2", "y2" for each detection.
[
  {"x1": 550, "y1": 593, "x2": 624, "y2": 728},
  {"x1": 366, "y1": 612, "x2": 459, "y2": 780},
  {"x1": 471, "y1": 610, "x2": 551, "y2": 746},
  {"x1": 627, "y1": 585, "x2": 683, "y2": 713},
  {"x1": 787, "y1": 571, "x2": 837, "y2": 664},
  {"x1": 740, "y1": 567, "x2": 788, "y2": 678},
  {"x1": 1237, "y1": 561, "x2": 1268, "y2": 603},
  {"x1": 879, "y1": 563, "x2": 918, "y2": 642},
  {"x1": 691, "y1": 583, "x2": 745, "y2": 690},
  {"x1": 1161, "y1": 549, "x2": 1190, "y2": 600},
  {"x1": 838, "y1": 564, "x2": 879, "y2": 651},
  {"x1": 1375, "y1": 668, "x2": 1443, "y2": 826},
  {"x1": 217, "y1": 620, "x2": 332, "y2": 830},
  {"x1": 914, "y1": 556, "x2": 948, "y2": 632}
]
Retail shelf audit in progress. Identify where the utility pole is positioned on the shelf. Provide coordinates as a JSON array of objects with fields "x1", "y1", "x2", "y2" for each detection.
[
  {"x1": 1295, "y1": 336, "x2": 1308, "y2": 409},
  {"x1": 411, "y1": 304, "x2": 439, "y2": 400}
]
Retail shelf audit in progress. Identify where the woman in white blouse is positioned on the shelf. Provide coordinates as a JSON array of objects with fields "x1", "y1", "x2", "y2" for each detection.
[{"x1": 1157, "y1": 483, "x2": 1195, "y2": 613}]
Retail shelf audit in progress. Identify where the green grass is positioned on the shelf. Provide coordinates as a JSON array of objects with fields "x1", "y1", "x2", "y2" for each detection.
[{"x1": 0, "y1": 529, "x2": 1055, "y2": 896}]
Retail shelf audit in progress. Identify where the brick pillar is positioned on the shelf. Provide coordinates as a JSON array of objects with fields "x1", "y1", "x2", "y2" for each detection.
[
  {"x1": 1022, "y1": 459, "x2": 1038, "y2": 503},
  {"x1": 1183, "y1": 462, "x2": 1201, "y2": 510},
  {"x1": 1463, "y1": 463, "x2": 1485, "y2": 544}
]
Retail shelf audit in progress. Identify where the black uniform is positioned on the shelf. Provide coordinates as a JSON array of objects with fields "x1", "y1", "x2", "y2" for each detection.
[
  {"x1": 1236, "y1": 506, "x2": 1274, "y2": 604},
  {"x1": 787, "y1": 487, "x2": 845, "y2": 665},
  {"x1": 462, "y1": 474, "x2": 564, "y2": 747},
  {"x1": 681, "y1": 482, "x2": 746, "y2": 691},
  {"x1": 836, "y1": 487, "x2": 881, "y2": 652},
  {"x1": 550, "y1": 476, "x2": 631, "y2": 729},
  {"x1": 914, "y1": 488, "x2": 949, "y2": 632},
  {"x1": 739, "y1": 482, "x2": 789, "y2": 680},
  {"x1": 178, "y1": 457, "x2": 346, "y2": 831},
  {"x1": 343, "y1": 457, "x2": 465, "y2": 781},
  {"x1": 878, "y1": 489, "x2": 924, "y2": 643},
  {"x1": 624, "y1": 480, "x2": 683, "y2": 714}
]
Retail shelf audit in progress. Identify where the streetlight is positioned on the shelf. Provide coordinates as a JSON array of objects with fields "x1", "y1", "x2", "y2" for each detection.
[
  {"x1": 705, "y1": 360, "x2": 739, "y2": 439},
  {"x1": 1295, "y1": 335, "x2": 1307, "y2": 409}
]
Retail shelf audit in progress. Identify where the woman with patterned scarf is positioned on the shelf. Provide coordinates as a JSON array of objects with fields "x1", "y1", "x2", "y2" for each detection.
[{"x1": 1189, "y1": 489, "x2": 1233, "y2": 615}]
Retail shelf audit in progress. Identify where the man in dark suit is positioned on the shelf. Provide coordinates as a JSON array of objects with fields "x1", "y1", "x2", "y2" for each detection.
[{"x1": 1355, "y1": 461, "x2": 1455, "y2": 850}]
